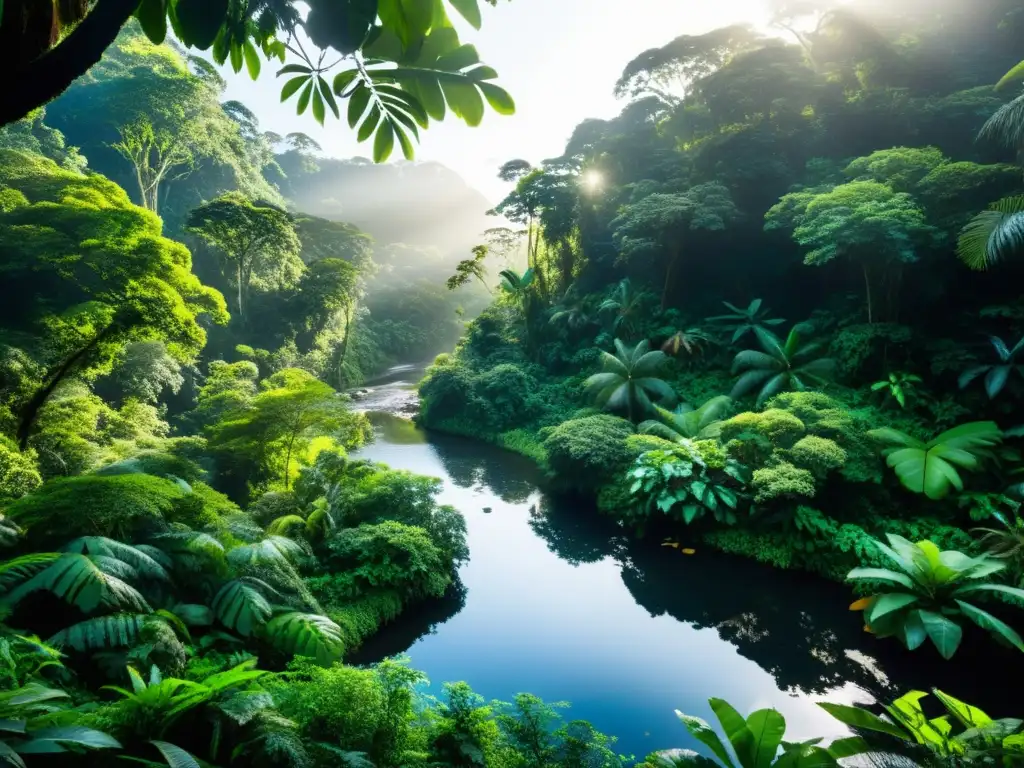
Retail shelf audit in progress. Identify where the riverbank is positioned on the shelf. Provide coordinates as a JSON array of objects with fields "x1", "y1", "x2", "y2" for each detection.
[{"x1": 347, "y1": 363, "x2": 1021, "y2": 758}]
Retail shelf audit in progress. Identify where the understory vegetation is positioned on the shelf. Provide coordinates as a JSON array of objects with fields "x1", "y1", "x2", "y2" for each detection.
[
  {"x1": 420, "y1": 0, "x2": 1024, "y2": 664},
  {"x1": 2, "y1": 0, "x2": 1024, "y2": 764}
]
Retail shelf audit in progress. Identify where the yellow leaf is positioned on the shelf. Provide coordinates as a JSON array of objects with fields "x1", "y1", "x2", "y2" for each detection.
[
  {"x1": 661, "y1": 542, "x2": 680, "y2": 548},
  {"x1": 849, "y1": 597, "x2": 872, "y2": 611},
  {"x1": 682, "y1": 548, "x2": 696, "y2": 555},
  {"x1": 863, "y1": 625, "x2": 875, "y2": 634}
]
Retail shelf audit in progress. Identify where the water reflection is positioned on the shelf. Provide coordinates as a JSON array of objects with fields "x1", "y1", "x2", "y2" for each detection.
[{"x1": 350, "y1": 368, "x2": 1015, "y2": 757}]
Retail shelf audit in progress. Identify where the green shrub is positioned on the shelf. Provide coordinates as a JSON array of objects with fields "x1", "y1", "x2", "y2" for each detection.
[
  {"x1": 719, "y1": 409, "x2": 806, "y2": 446},
  {"x1": 4, "y1": 473, "x2": 186, "y2": 543},
  {"x1": 273, "y1": 661, "x2": 385, "y2": 750},
  {"x1": 751, "y1": 462, "x2": 816, "y2": 504},
  {"x1": 543, "y1": 415, "x2": 634, "y2": 488},
  {"x1": 0, "y1": 437, "x2": 41, "y2": 502},
  {"x1": 787, "y1": 435, "x2": 847, "y2": 477},
  {"x1": 94, "y1": 449, "x2": 205, "y2": 483},
  {"x1": 247, "y1": 490, "x2": 303, "y2": 526},
  {"x1": 325, "y1": 522, "x2": 452, "y2": 601},
  {"x1": 329, "y1": 466, "x2": 468, "y2": 565},
  {"x1": 474, "y1": 364, "x2": 540, "y2": 431},
  {"x1": 169, "y1": 481, "x2": 243, "y2": 528}
]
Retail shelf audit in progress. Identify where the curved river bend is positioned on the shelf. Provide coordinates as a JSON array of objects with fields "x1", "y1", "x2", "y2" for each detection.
[{"x1": 349, "y1": 364, "x2": 1008, "y2": 760}]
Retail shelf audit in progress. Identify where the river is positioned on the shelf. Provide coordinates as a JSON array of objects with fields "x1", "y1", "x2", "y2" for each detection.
[{"x1": 348, "y1": 363, "x2": 1011, "y2": 760}]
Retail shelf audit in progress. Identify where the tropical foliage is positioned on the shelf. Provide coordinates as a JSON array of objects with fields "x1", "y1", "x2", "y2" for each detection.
[{"x1": 847, "y1": 533, "x2": 1024, "y2": 659}]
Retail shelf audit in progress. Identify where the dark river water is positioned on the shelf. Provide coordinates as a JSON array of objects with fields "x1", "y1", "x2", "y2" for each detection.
[{"x1": 348, "y1": 364, "x2": 1010, "y2": 760}]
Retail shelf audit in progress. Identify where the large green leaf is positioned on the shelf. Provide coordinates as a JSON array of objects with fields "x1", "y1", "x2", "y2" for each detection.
[
  {"x1": 816, "y1": 703, "x2": 909, "y2": 741},
  {"x1": 919, "y1": 610, "x2": 963, "y2": 659},
  {"x1": 709, "y1": 699, "x2": 755, "y2": 768},
  {"x1": 676, "y1": 711, "x2": 736, "y2": 768},
  {"x1": 954, "y1": 599, "x2": 1024, "y2": 651},
  {"x1": 263, "y1": 612, "x2": 344, "y2": 666},
  {"x1": 866, "y1": 593, "x2": 919, "y2": 623},
  {"x1": 150, "y1": 740, "x2": 201, "y2": 768},
  {"x1": 845, "y1": 568, "x2": 915, "y2": 590},
  {"x1": 5, "y1": 555, "x2": 149, "y2": 614},
  {"x1": 212, "y1": 581, "x2": 271, "y2": 637},
  {"x1": 135, "y1": 0, "x2": 168, "y2": 44},
  {"x1": 16, "y1": 726, "x2": 121, "y2": 753},
  {"x1": 48, "y1": 614, "x2": 148, "y2": 652},
  {"x1": 174, "y1": 0, "x2": 227, "y2": 49},
  {"x1": 745, "y1": 709, "x2": 786, "y2": 768}
]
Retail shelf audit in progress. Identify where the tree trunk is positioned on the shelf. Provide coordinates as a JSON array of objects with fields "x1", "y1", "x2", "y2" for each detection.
[
  {"x1": 862, "y1": 262, "x2": 874, "y2": 324},
  {"x1": 17, "y1": 322, "x2": 117, "y2": 449},
  {"x1": 236, "y1": 264, "x2": 245, "y2": 322},
  {"x1": 283, "y1": 431, "x2": 297, "y2": 489},
  {"x1": 0, "y1": 0, "x2": 140, "y2": 127}
]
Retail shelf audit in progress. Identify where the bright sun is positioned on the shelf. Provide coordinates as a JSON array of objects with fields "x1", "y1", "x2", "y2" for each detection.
[{"x1": 580, "y1": 170, "x2": 604, "y2": 193}]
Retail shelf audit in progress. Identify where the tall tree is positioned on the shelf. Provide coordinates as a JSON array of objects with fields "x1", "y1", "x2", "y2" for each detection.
[
  {"x1": 611, "y1": 183, "x2": 740, "y2": 309},
  {"x1": 766, "y1": 180, "x2": 937, "y2": 323},
  {"x1": 0, "y1": 148, "x2": 228, "y2": 447},
  {"x1": 186, "y1": 193, "x2": 302, "y2": 324}
]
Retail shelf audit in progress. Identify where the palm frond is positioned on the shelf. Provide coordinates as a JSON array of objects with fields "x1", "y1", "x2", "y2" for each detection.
[
  {"x1": 978, "y1": 93, "x2": 1024, "y2": 148},
  {"x1": 957, "y1": 196, "x2": 1024, "y2": 270},
  {"x1": 0, "y1": 553, "x2": 60, "y2": 589}
]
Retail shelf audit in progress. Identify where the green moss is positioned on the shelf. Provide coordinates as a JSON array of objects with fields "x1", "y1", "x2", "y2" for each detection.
[
  {"x1": 0, "y1": 437, "x2": 41, "y2": 502},
  {"x1": 694, "y1": 439, "x2": 728, "y2": 470},
  {"x1": 788, "y1": 435, "x2": 847, "y2": 477},
  {"x1": 168, "y1": 481, "x2": 242, "y2": 528},
  {"x1": 751, "y1": 462, "x2": 816, "y2": 504},
  {"x1": 719, "y1": 409, "x2": 806, "y2": 446},
  {"x1": 624, "y1": 434, "x2": 676, "y2": 462}
]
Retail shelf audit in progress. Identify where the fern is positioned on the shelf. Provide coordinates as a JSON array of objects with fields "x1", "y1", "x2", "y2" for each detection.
[
  {"x1": 957, "y1": 196, "x2": 1024, "y2": 270},
  {"x1": 262, "y1": 612, "x2": 344, "y2": 666},
  {"x1": 48, "y1": 614, "x2": 148, "y2": 652},
  {"x1": 212, "y1": 580, "x2": 272, "y2": 636},
  {"x1": 4, "y1": 554, "x2": 150, "y2": 613}
]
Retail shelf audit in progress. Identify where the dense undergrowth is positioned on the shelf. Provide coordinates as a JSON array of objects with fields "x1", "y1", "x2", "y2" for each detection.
[{"x1": 2, "y1": 0, "x2": 1024, "y2": 764}]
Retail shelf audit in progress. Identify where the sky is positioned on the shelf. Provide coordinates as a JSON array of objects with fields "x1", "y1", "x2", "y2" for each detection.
[{"x1": 219, "y1": 0, "x2": 774, "y2": 204}]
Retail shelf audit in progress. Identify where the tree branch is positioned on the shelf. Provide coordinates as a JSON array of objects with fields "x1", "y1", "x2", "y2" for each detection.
[{"x1": 0, "y1": 0, "x2": 141, "y2": 127}]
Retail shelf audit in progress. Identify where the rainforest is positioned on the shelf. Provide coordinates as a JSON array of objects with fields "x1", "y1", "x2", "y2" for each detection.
[{"x1": 1, "y1": 0, "x2": 1024, "y2": 766}]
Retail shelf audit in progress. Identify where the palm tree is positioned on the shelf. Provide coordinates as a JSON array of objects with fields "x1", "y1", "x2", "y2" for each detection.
[
  {"x1": 957, "y1": 196, "x2": 1024, "y2": 270},
  {"x1": 585, "y1": 339, "x2": 675, "y2": 422},
  {"x1": 731, "y1": 326, "x2": 836, "y2": 408},
  {"x1": 499, "y1": 267, "x2": 535, "y2": 299},
  {"x1": 959, "y1": 335, "x2": 1024, "y2": 399},
  {"x1": 706, "y1": 298, "x2": 786, "y2": 344},
  {"x1": 598, "y1": 279, "x2": 651, "y2": 338},
  {"x1": 957, "y1": 62, "x2": 1024, "y2": 269},
  {"x1": 638, "y1": 395, "x2": 733, "y2": 441},
  {"x1": 548, "y1": 287, "x2": 591, "y2": 331}
]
